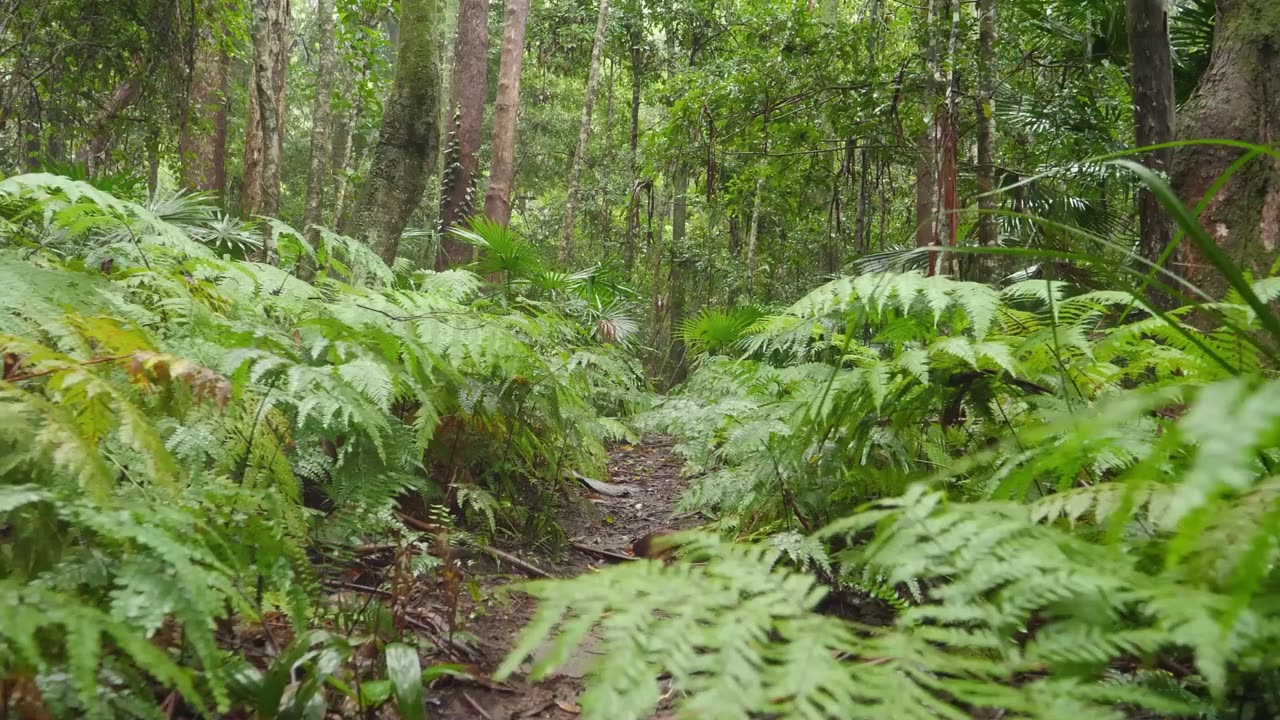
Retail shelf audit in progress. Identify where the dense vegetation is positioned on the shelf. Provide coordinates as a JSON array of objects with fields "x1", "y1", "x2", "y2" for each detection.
[{"x1": 4, "y1": 0, "x2": 1280, "y2": 718}]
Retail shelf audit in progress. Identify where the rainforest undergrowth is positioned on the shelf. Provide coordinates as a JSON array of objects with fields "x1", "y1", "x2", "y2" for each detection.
[
  {"x1": 0, "y1": 173, "x2": 644, "y2": 718},
  {"x1": 505, "y1": 160, "x2": 1280, "y2": 720}
]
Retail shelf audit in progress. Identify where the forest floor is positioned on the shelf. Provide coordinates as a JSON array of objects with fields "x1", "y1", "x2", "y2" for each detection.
[{"x1": 429, "y1": 436, "x2": 699, "y2": 720}]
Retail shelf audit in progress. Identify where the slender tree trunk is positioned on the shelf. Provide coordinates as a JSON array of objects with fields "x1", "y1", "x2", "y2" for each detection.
[
  {"x1": 1171, "y1": 0, "x2": 1280, "y2": 297},
  {"x1": 936, "y1": 0, "x2": 960, "y2": 276},
  {"x1": 745, "y1": 106, "x2": 768, "y2": 297},
  {"x1": 914, "y1": 127, "x2": 937, "y2": 257},
  {"x1": 1126, "y1": 0, "x2": 1175, "y2": 281},
  {"x1": 916, "y1": 1, "x2": 942, "y2": 269},
  {"x1": 854, "y1": 141, "x2": 870, "y2": 252},
  {"x1": 558, "y1": 0, "x2": 611, "y2": 262},
  {"x1": 436, "y1": 0, "x2": 490, "y2": 268},
  {"x1": 976, "y1": 0, "x2": 998, "y2": 252},
  {"x1": 648, "y1": 180, "x2": 669, "y2": 378},
  {"x1": 623, "y1": 27, "x2": 643, "y2": 272},
  {"x1": 302, "y1": 0, "x2": 337, "y2": 236},
  {"x1": 179, "y1": 19, "x2": 229, "y2": 194},
  {"x1": 483, "y1": 0, "x2": 532, "y2": 226},
  {"x1": 347, "y1": 0, "x2": 441, "y2": 263},
  {"x1": 745, "y1": 178, "x2": 764, "y2": 296},
  {"x1": 331, "y1": 57, "x2": 373, "y2": 227}
]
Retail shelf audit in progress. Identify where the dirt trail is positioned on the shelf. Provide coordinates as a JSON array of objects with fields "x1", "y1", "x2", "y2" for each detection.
[{"x1": 431, "y1": 436, "x2": 695, "y2": 719}]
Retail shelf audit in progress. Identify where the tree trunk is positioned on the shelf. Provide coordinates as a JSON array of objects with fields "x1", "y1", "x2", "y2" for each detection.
[
  {"x1": 244, "y1": 0, "x2": 289, "y2": 219},
  {"x1": 744, "y1": 177, "x2": 764, "y2": 296},
  {"x1": 79, "y1": 73, "x2": 144, "y2": 174},
  {"x1": 302, "y1": 0, "x2": 337, "y2": 236},
  {"x1": 346, "y1": 0, "x2": 441, "y2": 264},
  {"x1": 623, "y1": 28, "x2": 643, "y2": 272},
  {"x1": 976, "y1": 0, "x2": 998, "y2": 251},
  {"x1": 1171, "y1": 0, "x2": 1280, "y2": 297},
  {"x1": 250, "y1": 0, "x2": 290, "y2": 223},
  {"x1": 1126, "y1": 0, "x2": 1175, "y2": 281},
  {"x1": 648, "y1": 181, "x2": 669, "y2": 379},
  {"x1": 914, "y1": 127, "x2": 937, "y2": 256},
  {"x1": 331, "y1": 57, "x2": 373, "y2": 227},
  {"x1": 483, "y1": 0, "x2": 532, "y2": 226},
  {"x1": 436, "y1": 0, "x2": 490, "y2": 269},
  {"x1": 179, "y1": 19, "x2": 229, "y2": 194},
  {"x1": 854, "y1": 142, "x2": 870, "y2": 252},
  {"x1": 242, "y1": 65, "x2": 264, "y2": 215},
  {"x1": 937, "y1": 0, "x2": 959, "y2": 276},
  {"x1": 557, "y1": 0, "x2": 611, "y2": 263},
  {"x1": 916, "y1": 1, "x2": 942, "y2": 268}
]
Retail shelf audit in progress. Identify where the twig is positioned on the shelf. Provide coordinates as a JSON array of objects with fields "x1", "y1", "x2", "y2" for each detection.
[
  {"x1": 323, "y1": 579, "x2": 393, "y2": 598},
  {"x1": 461, "y1": 692, "x2": 494, "y2": 720},
  {"x1": 394, "y1": 511, "x2": 551, "y2": 577},
  {"x1": 395, "y1": 511, "x2": 447, "y2": 534},
  {"x1": 570, "y1": 542, "x2": 636, "y2": 563},
  {"x1": 481, "y1": 544, "x2": 553, "y2": 579}
]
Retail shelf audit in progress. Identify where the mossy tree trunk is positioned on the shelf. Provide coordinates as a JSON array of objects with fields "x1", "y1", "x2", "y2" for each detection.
[{"x1": 346, "y1": 0, "x2": 441, "y2": 264}]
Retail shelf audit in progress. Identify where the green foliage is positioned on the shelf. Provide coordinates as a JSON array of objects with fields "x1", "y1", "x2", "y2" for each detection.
[
  {"x1": 520, "y1": 257, "x2": 1280, "y2": 719},
  {"x1": 0, "y1": 175, "x2": 643, "y2": 716}
]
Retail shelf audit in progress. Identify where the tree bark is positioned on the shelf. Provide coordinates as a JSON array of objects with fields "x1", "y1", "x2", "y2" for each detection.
[
  {"x1": 483, "y1": 0, "x2": 532, "y2": 226},
  {"x1": 854, "y1": 142, "x2": 870, "y2": 252},
  {"x1": 558, "y1": 0, "x2": 612, "y2": 263},
  {"x1": 623, "y1": 26, "x2": 643, "y2": 272},
  {"x1": 179, "y1": 18, "x2": 229, "y2": 194},
  {"x1": 975, "y1": 0, "x2": 998, "y2": 251},
  {"x1": 936, "y1": 0, "x2": 959, "y2": 276},
  {"x1": 244, "y1": 0, "x2": 289, "y2": 219},
  {"x1": 436, "y1": 0, "x2": 490, "y2": 269},
  {"x1": 915, "y1": 1, "x2": 942, "y2": 268},
  {"x1": 914, "y1": 127, "x2": 937, "y2": 256},
  {"x1": 346, "y1": 0, "x2": 441, "y2": 264},
  {"x1": 242, "y1": 65, "x2": 264, "y2": 215},
  {"x1": 1171, "y1": 0, "x2": 1279, "y2": 298},
  {"x1": 250, "y1": 0, "x2": 290, "y2": 223},
  {"x1": 302, "y1": 0, "x2": 337, "y2": 238},
  {"x1": 1126, "y1": 0, "x2": 1175, "y2": 279}
]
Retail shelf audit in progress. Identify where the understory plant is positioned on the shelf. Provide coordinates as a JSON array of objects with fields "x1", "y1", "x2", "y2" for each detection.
[
  {"x1": 0, "y1": 173, "x2": 643, "y2": 716},
  {"x1": 505, "y1": 161, "x2": 1280, "y2": 719}
]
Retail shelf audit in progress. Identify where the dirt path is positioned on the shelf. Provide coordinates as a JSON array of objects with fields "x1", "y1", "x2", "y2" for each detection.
[{"x1": 430, "y1": 436, "x2": 695, "y2": 719}]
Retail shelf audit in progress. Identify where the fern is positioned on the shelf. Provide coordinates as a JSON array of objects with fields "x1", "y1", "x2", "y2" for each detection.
[{"x1": 0, "y1": 175, "x2": 645, "y2": 716}]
